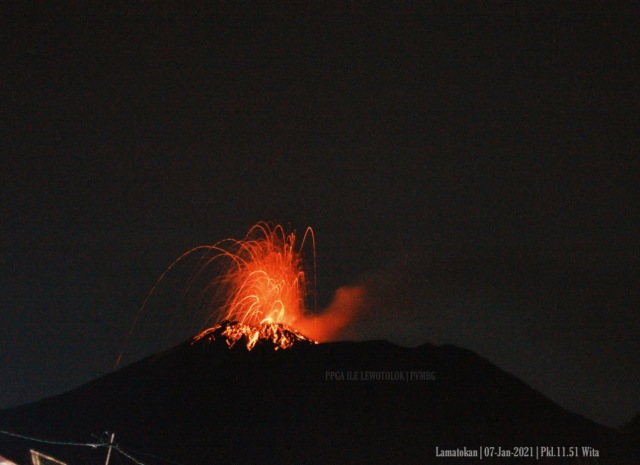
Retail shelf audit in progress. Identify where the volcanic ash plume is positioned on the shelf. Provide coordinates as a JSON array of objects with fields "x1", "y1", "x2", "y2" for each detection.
[{"x1": 293, "y1": 284, "x2": 366, "y2": 342}]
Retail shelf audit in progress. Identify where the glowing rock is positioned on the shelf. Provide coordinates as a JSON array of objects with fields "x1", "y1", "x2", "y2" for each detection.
[{"x1": 192, "y1": 320, "x2": 316, "y2": 351}]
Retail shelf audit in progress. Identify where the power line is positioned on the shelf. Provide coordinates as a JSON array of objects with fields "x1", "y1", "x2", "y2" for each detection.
[
  {"x1": 117, "y1": 446, "x2": 186, "y2": 465},
  {"x1": 0, "y1": 430, "x2": 107, "y2": 449},
  {"x1": 113, "y1": 446, "x2": 147, "y2": 465},
  {"x1": 0, "y1": 430, "x2": 169, "y2": 465}
]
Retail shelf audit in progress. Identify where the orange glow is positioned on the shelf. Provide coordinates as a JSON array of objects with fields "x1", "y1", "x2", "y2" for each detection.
[
  {"x1": 210, "y1": 222, "x2": 314, "y2": 328},
  {"x1": 293, "y1": 285, "x2": 365, "y2": 342},
  {"x1": 117, "y1": 222, "x2": 363, "y2": 366},
  {"x1": 192, "y1": 320, "x2": 315, "y2": 350},
  {"x1": 188, "y1": 222, "x2": 322, "y2": 350}
]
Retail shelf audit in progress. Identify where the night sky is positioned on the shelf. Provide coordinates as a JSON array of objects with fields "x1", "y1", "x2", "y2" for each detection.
[{"x1": 2, "y1": 4, "x2": 639, "y2": 428}]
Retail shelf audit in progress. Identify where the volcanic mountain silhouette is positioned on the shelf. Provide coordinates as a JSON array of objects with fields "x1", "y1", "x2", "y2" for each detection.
[{"x1": 0, "y1": 321, "x2": 631, "y2": 464}]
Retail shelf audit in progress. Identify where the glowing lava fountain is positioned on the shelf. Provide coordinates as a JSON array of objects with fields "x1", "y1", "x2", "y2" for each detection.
[
  {"x1": 209, "y1": 222, "x2": 315, "y2": 328},
  {"x1": 117, "y1": 222, "x2": 319, "y2": 365},
  {"x1": 189, "y1": 222, "x2": 318, "y2": 350}
]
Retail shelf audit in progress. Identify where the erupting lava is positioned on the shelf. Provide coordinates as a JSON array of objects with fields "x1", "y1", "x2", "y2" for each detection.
[
  {"x1": 117, "y1": 222, "x2": 362, "y2": 367},
  {"x1": 210, "y1": 222, "x2": 314, "y2": 328},
  {"x1": 190, "y1": 222, "x2": 317, "y2": 349},
  {"x1": 192, "y1": 320, "x2": 315, "y2": 351}
]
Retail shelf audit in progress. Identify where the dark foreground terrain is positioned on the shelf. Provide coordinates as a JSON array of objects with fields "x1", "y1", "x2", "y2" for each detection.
[{"x1": 1, "y1": 322, "x2": 636, "y2": 464}]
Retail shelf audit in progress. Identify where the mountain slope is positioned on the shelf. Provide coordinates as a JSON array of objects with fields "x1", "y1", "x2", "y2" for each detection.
[{"x1": 0, "y1": 323, "x2": 620, "y2": 464}]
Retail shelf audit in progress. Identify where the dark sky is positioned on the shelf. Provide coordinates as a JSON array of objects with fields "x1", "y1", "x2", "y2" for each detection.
[{"x1": 2, "y1": 4, "x2": 638, "y2": 428}]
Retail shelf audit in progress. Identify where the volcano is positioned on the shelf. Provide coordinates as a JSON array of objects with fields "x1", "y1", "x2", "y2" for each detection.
[{"x1": 0, "y1": 321, "x2": 632, "y2": 464}]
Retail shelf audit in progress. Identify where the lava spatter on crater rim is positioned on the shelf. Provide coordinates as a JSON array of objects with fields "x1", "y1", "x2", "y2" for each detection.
[{"x1": 192, "y1": 320, "x2": 316, "y2": 351}]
